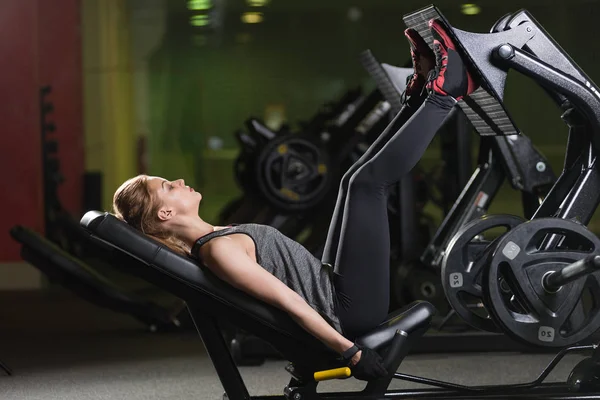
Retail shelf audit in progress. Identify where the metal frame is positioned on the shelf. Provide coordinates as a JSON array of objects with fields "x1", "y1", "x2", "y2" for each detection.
[
  {"x1": 418, "y1": 8, "x2": 558, "y2": 269},
  {"x1": 455, "y1": 6, "x2": 600, "y2": 225},
  {"x1": 488, "y1": 15, "x2": 600, "y2": 239},
  {"x1": 421, "y1": 133, "x2": 555, "y2": 268},
  {"x1": 401, "y1": 0, "x2": 600, "y2": 349},
  {"x1": 437, "y1": 109, "x2": 473, "y2": 213},
  {"x1": 188, "y1": 305, "x2": 597, "y2": 400}
]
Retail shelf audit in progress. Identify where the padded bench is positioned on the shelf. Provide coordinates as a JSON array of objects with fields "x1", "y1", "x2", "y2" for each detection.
[{"x1": 80, "y1": 211, "x2": 435, "y2": 398}]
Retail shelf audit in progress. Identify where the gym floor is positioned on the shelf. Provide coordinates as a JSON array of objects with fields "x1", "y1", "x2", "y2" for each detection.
[{"x1": 0, "y1": 290, "x2": 587, "y2": 400}]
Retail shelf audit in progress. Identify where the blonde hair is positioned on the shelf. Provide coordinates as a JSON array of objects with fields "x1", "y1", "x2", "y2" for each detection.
[{"x1": 112, "y1": 175, "x2": 190, "y2": 256}]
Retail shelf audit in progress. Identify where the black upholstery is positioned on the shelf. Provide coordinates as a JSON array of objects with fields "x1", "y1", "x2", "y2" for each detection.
[
  {"x1": 79, "y1": 211, "x2": 435, "y2": 368},
  {"x1": 9, "y1": 225, "x2": 178, "y2": 327}
]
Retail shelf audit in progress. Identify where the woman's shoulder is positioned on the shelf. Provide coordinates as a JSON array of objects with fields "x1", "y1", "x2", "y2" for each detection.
[{"x1": 198, "y1": 235, "x2": 237, "y2": 260}]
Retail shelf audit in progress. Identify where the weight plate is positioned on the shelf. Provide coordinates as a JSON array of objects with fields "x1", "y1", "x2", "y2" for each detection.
[
  {"x1": 441, "y1": 214, "x2": 525, "y2": 332},
  {"x1": 483, "y1": 218, "x2": 600, "y2": 348},
  {"x1": 255, "y1": 135, "x2": 331, "y2": 212}
]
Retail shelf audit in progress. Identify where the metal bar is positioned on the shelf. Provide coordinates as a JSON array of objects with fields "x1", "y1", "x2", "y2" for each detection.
[
  {"x1": 251, "y1": 389, "x2": 600, "y2": 400},
  {"x1": 392, "y1": 372, "x2": 476, "y2": 392},
  {"x1": 455, "y1": 112, "x2": 473, "y2": 190},
  {"x1": 249, "y1": 385, "x2": 600, "y2": 399},
  {"x1": 391, "y1": 345, "x2": 594, "y2": 393},
  {"x1": 493, "y1": 133, "x2": 556, "y2": 195},
  {"x1": 363, "y1": 330, "x2": 410, "y2": 396},
  {"x1": 188, "y1": 308, "x2": 251, "y2": 400},
  {"x1": 421, "y1": 147, "x2": 505, "y2": 267},
  {"x1": 531, "y1": 154, "x2": 585, "y2": 219},
  {"x1": 544, "y1": 255, "x2": 600, "y2": 292},
  {"x1": 249, "y1": 344, "x2": 595, "y2": 399},
  {"x1": 538, "y1": 158, "x2": 600, "y2": 249},
  {"x1": 554, "y1": 159, "x2": 600, "y2": 223},
  {"x1": 382, "y1": 386, "x2": 598, "y2": 399}
]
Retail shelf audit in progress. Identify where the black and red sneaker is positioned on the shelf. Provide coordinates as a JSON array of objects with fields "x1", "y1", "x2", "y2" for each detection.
[
  {"x1": 404, "y1": 28, "x2": 435, "y2": 98},
  {"x1": 426, "y1": 19, "x2": 478, "y2": 100}
]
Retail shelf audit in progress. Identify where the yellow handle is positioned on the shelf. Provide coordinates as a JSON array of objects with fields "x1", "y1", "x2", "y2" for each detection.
[{"x1": 313, "y1": 367, "x2": 352, "y2": 381}]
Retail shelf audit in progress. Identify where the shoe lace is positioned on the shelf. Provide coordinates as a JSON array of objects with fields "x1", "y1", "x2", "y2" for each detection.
[{"x1": 424, "y1": 42, "x2": 447, "y2": 95}]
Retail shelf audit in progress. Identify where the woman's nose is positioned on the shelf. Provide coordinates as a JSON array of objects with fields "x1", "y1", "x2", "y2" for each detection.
[{"x1": 177, "y1": 179, "x2": 185, "y2": 186}]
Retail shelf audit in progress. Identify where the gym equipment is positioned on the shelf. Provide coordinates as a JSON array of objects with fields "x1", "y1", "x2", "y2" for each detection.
[
  {"x1": 359, "y1": 54, "x2": 553, "y2": 352},
  {"x1": 418, "y1": 15, "x2": 557, "y2": 270},
  {"x1": 440, "y1": 214, "x2": 524, "y2": 333},
  {"x1": 234, "y1": 117, "x2": 288, "y2": 192},
  {"x1": 404, "y1": 5, "x2": 600, "y2": 218},
  {"x1": 10, "y1": 225, "x2": 185, "y2": 332},
  {"x1": 404, "y1": 4, "x2": 600, "y2": 347},
  {"x1": 220, "y1": 89, "x2": 365, "y2": 226},
  {"x1": 421, "y1": 130, "x2": 556, "y2": 269},
  {"x1": 567, "y1": 346, "x2": 600, "y2": 392},
  {"x1": 223, "y1": 86, "x2": 395, "y2": 246},
  {"x1": 362, "y1": 43, "x2": 555, "y2": 336},
  {"x1": 255, "y1": 135, "x2": 331, "y2": 212},
  {"x1": 483, "y1": 218, "x2": 600, "y2": 348},
  {"x1": 358, "y1": 50, "x2": 409, "y2": 115},
  {"x1": 79, "y1": 209, "x2": 600, "y2": 399}
]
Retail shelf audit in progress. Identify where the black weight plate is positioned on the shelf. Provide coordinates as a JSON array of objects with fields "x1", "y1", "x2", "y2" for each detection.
[
  {"x1": 441, "y1": 214, "x2": 525, "y2": 332},
  {"x1": 255, "y1": 136, "x2": 331, "y2": 212},
  {"x1": 484, "y1": 218, "x2": 600, "y2": 348}
]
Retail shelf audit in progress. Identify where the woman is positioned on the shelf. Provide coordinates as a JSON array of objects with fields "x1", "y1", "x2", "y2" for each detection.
[{"x1": 113, "y1": 20, "x2": 477, "y2": 381}]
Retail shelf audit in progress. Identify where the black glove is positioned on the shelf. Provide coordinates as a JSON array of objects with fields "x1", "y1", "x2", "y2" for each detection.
[{"x1": 349, "y1": 346, "x2": 388, "y2": 381}]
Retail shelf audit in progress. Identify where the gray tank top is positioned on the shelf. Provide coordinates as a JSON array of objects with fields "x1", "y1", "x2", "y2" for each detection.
[{"x1": 192, "y1": 223, "x2": 342, "y2": 334}]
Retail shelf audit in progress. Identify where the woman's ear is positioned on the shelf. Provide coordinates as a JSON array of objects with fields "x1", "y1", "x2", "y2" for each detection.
[{"x1": 158, "y1": 207, "x2": 174, "y2": 221}]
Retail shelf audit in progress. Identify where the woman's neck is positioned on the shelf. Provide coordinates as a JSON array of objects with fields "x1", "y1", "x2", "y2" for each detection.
[{"x1": 175, "y1": 216, "x2": 215, "y2": 249}]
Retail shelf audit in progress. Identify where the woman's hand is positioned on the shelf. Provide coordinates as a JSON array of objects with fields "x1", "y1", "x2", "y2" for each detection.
[{"x1": 348, "y1": 348, "x2": 388, "y2": 381}]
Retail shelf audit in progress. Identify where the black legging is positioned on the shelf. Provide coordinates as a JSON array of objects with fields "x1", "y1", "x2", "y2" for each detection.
[{"x1": 322, "y1": 92, "x2": 457, "y2": 338}]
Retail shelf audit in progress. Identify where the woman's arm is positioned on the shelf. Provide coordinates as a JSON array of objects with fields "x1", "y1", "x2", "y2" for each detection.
[{"x1": 202, "y1": 237, "x2": 360, "y2": 360}]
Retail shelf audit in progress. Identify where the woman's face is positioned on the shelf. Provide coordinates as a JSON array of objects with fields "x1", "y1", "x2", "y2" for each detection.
[{"x1": 147, "y1": 176, "x2": 203, "y2": 221}]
